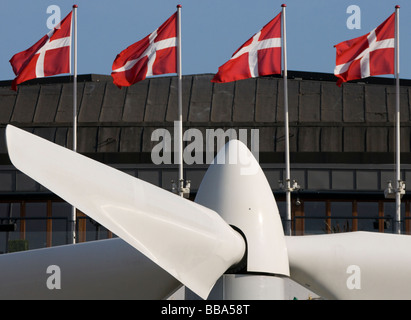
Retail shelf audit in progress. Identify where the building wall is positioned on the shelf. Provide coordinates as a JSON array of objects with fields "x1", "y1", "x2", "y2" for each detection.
[{"x1": 1, "y1": 72, "x2": 411, "y2": 250}]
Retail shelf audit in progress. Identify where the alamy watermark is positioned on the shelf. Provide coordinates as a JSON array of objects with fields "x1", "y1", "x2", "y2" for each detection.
[
  {"x1": 346, "y1": 5, "x2": 361, "y2": 30},
  {"x1": 150, "y1": 122, "x2": 259, "y2": 174},
  {"x1": 346, "y1": 264, "x2": 361, "y2": 290},
  {"x1": 46, "y1": 264, "x2": 61, "y2": 290},
  {"x1": 46, "y1": 5, "x2": 61, "y2": 30}
]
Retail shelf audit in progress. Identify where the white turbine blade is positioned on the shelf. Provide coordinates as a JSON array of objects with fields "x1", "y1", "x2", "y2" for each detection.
[
  {"x1": 0, "y1": 238, "x2": 181, "y2": 299},
  {"x1": 286, "y1": 231, "x2": 411, "y2": 299},
  {"x1": 6, "y1": 125, "x2": 245, "y2": 300}
]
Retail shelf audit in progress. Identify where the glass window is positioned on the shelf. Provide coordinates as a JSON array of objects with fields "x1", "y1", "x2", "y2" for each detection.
[
  {"x1": 25, "y1": 202, "x2": 47, "y2": 250},
  {"x1": 357, "y1": 202, "x2": 378, "y2": 232},
  {"x1": 330, "y1": 202, "x2": 353, "y2": 233},
  {"x1": 0, "y1": 203, "x2": 11, "y2": 218},
  {"x1": 0, "y1": 203, "x2": 11, "y2": 253},
  {"x1": 303, "y1": 202, "x2": 326, "y2": 235},
  {"x1": 7, "y1": 203, "x2": 22, "y2": 245},
  {"x1": 85, "y1": 217, "x2": 111, "y2": 242},
  {"x1": 52, "y1": 202, "x2": 71, "y2": 246},
  {"x1": 384, "y1": 202, "x2": 405, "y2": 233},
  {"x1": 277, "y1": 201, "x2": 286, "y2": 221}
]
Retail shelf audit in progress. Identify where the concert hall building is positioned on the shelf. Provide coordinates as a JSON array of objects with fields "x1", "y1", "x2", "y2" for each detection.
[{"x1": 0, "y1": 71, "x2": 410, "y2": 253}]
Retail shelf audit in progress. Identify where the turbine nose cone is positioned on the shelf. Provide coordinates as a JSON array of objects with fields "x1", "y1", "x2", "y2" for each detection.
[{"x1": 195, "y1": 139, "x2": 290, "y2": 276}]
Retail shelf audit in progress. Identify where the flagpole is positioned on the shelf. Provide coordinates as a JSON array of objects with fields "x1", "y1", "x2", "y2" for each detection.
[
  {"x1": 177, "y1": 4, "x2": 184, "y2": 197},
  {"x1": 394, "y1": 5, "x2": 402, "y2": 234},
  {"x1": 281, "y1": 4, "x2": 291, "y2": 236},
  {"x1": 71, "y1": 4, "x2": 78, "y2": 244}
]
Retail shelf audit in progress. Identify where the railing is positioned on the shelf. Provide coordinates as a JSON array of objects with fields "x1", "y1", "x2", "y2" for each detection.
[
  {"x1": 0, "y1": 215, "x2": 409, "y2": 253},
  {"x1": 291, "y1": 216, "x2": 410, "y2": 235},
  {"x1": 0, "y1": 216, "x2": 112, "y2": 253}
]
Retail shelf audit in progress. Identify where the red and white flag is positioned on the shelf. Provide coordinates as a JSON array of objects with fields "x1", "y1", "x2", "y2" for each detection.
[
  {"x1": 9, "y1": 11, "x2": 73, "y2": 91},
  {"x1": 211, "y1": 12, "x2": 282, "y2": 83},
  {"x1": 334, "y1": 12, "x2": 395, "y2": 86},
  {"x1": 111, "y1": 12, "x2": 177, "y2": 88}
]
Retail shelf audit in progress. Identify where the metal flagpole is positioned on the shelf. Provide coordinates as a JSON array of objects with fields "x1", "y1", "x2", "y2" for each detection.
[
  {"x1": 176, "y1": 5, "x2": 184, "y2": 197},
  {"x1": 394, "y1": 5, "x2": 402, "y2": 234},
  {"x1": 71, "y1": 4, "x2": 78, "y2": 244},
  {"x1": 281, "y1": 4, "x2": 291, "y2": 236}
]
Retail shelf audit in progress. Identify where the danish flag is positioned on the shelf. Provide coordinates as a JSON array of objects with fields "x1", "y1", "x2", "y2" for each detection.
[
  {"x1": 212, "y1": 12, "x2": 282, "y2": 83},
  {"x1": 334, "y1": 12, "x2": 395, "y2": 86},
  {"x1": 10, "y1": 11, "x2": 72, "y2": 91},
  {"x1": 111, "y1": 12, "x2": 177, "y2": 88}
]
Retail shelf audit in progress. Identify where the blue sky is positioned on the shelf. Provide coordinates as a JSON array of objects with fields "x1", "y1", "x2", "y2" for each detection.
[{"x1": 1, "y1": 0, "x2": 410, "y2": 82}]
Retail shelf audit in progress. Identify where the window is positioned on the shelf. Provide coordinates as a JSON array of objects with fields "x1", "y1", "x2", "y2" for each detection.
[
  {"x1": 383, "y1": 202, "x2": 405, "y2": 233},
  {"x1": 356, "y1": 202, "x2": 379, "y2": 232},
  {"x1": 301, "y1": 202, "x2": 326, "y2": 235},
  {"x1": 5, "y1": 203, "x2": 22, "y2": 252},
  {"x1": 281, "y1": 196, "x2": 411, "y2": 236},
  {"x1": 25, "y1": 202, "x2": 47, "y2": 250},
  {"x1": 0, "y1": 203, "x2": 12, "y2": 254},
  {"x1": 0, "y1": 199, "x2": 115, "y2": 253},
  {"x1": 52, "y1": 202, "x2": 71, "y2": 246},
  {"x1": 329, "y1": 202, "x2": 353, "y2": 233}
]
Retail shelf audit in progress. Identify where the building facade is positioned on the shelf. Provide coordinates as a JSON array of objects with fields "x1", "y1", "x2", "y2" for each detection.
[{"x1": 0, "y1": 71, "x2": 411, "y2": 252}]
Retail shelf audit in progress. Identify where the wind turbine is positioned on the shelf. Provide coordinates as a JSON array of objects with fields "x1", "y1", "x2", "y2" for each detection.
[{"x1": 2, "y1": 124, "x2": 411, "y2": 300}]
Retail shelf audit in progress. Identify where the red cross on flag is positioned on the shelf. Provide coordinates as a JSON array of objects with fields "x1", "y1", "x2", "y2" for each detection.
[
  {"x1": 211, "y1": 12, "x2": 282, "y2": 83},
  {"x1": 111, "y1": 12, "x2": 177, "y2": 88},
  {"x1": 9, "y1": 11, "x2": 73, "y2": 91},
  {"x1": 334, "y1": 12, "x2": 396, "y2": 86}
]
